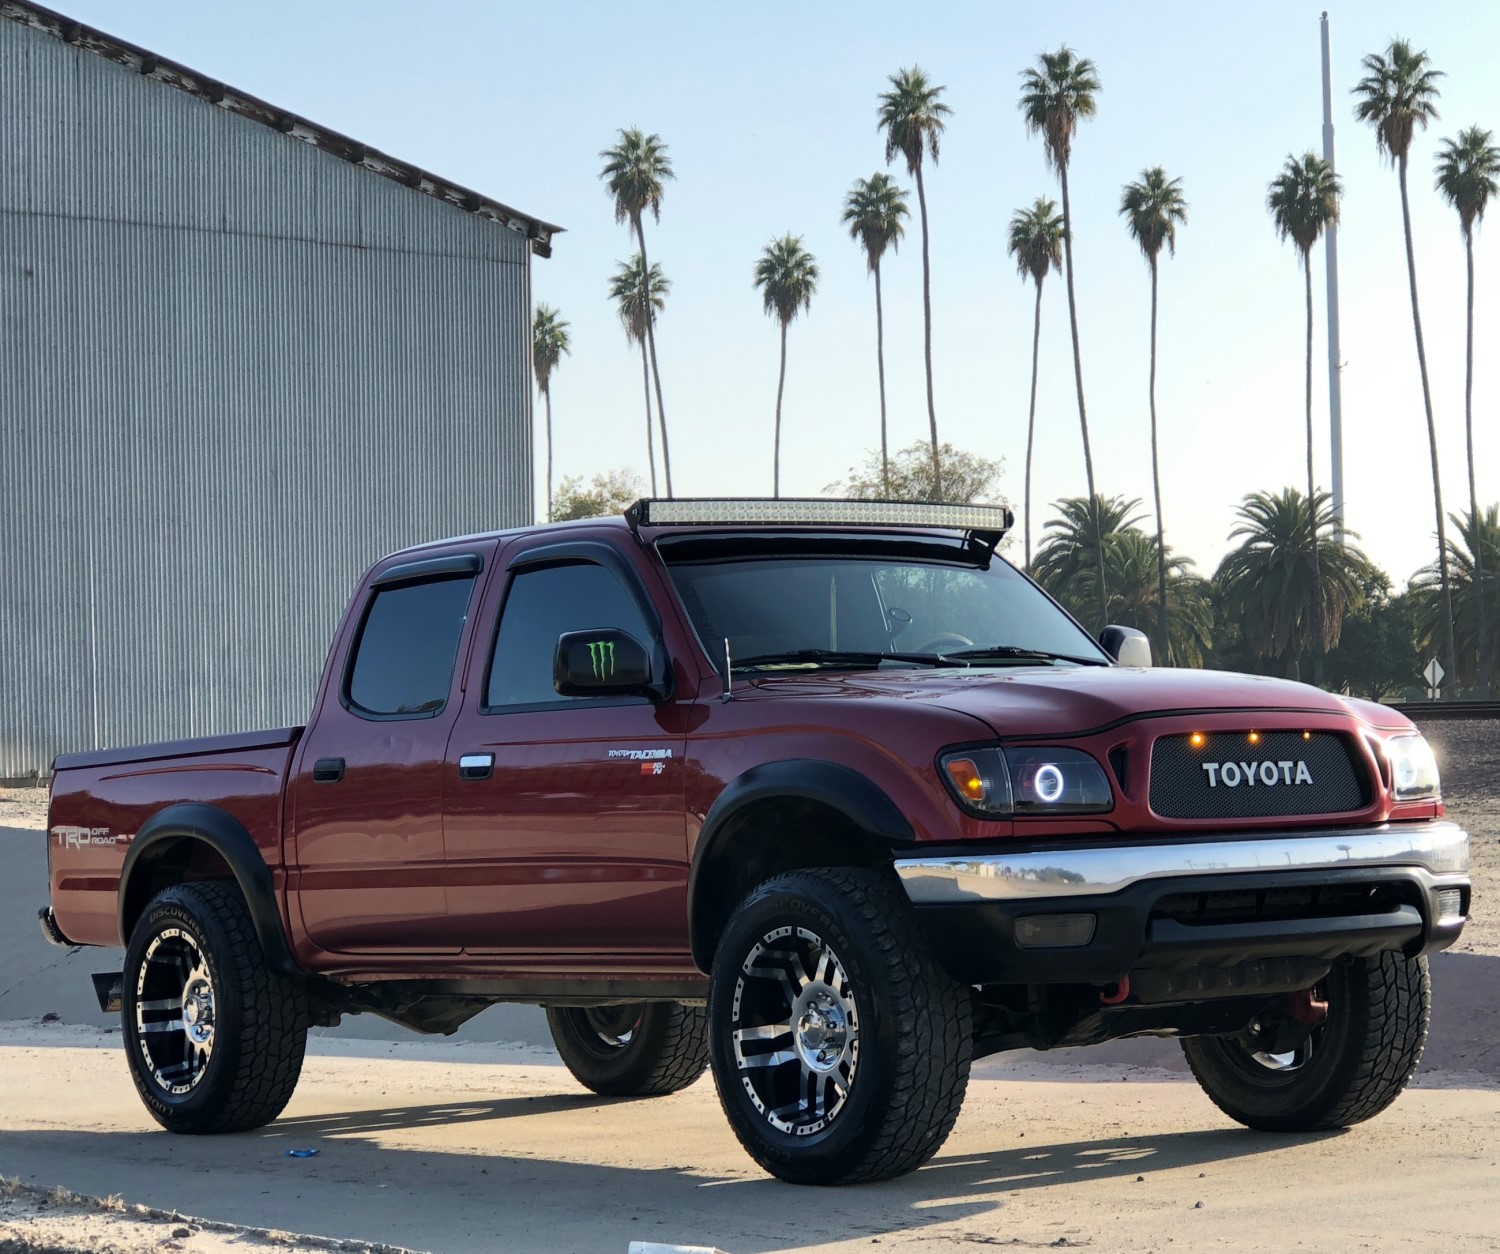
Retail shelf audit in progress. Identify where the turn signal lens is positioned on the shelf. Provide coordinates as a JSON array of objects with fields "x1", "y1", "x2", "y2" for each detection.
[{"x1": 944, "y1": 757, "x2": 987, "y2": 801}]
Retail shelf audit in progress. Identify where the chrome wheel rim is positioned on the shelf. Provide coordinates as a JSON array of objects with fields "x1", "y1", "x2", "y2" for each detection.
[
  {"x1": 135, "y1": 927, "x2": 216, "y2": 1095},
  {"x1": 583, "y1": 1004, "x2": 642, "y2": 1049},
  {"x1": 731, "y1": 925, "x2": 859, "y2": 1136}
]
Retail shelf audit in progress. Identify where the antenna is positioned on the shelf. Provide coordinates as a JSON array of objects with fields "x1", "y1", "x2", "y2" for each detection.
[{"x1": 722, "y1": 637, "x2": 734, "y2": 703}]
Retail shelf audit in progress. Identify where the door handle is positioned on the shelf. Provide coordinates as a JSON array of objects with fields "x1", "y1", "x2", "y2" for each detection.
[
  {"x1": 312, "y1": 757, "x2": 345, "y2": 783},
  {"x1": 458, "y1": 752, "x2": 495, "y2": 781}
]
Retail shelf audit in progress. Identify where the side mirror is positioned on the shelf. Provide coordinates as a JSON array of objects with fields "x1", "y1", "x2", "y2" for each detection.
[
  {"x1": 1099, "y1": 624, "x2": 1152, "y2": 668},
  {"x1": 554, "y1": 628, "x2": 656, "y2": 697}
]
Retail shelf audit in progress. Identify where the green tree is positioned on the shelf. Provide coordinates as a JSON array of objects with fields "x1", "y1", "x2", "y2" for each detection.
[
  {"x1": 1214, "y1": 488, "x2": 1373, "y2": 681},
  {"x1": 1030, "y1": 494, "x2": 1145, "y2": 604},
  {"x1": 1031, "y1": 497, "x2": 1210, "y2": 664},
  {"x1": 1353, "y1": 40, "x2": 1457, "y2": 693},
  {"x1": 1435, "y1": 126, "x2": 1500, "y2": 694},
  {"x1": 1006, "y1": 197, "x2": 1064, "y2": 568},
  {"x1": 600, "y1": 128, "x2": 676, "y2": 495},
  {"x1": 550, "y1": 468, "x2": 648, "y2": 522},
  {"x1": 1268, "y1": 152, "x2": 1343, "y2": 687},
  {"x1": 877, "y1": 67, "x2": 952, "y2": 494},
  {"x1": 1411, "y1": 505, "x2": 1500, "y2": 695},
  {"x1": 752, "y1": 234, "x2": 819, "y2": 498},
  {"x1": 842, "y1": 173, "x2": 910, "y2": 497},
  {"x1": 1020, "y1": 47, "x2": 1106, "y2": 630},
  {"x1": 607, "y1": 255, "x2": 670, "y2": 497},
  {"x1": 531, "y1": 304, "x2": 571, "y2": 522},
  {"x1": 1119, "y1": 167, "x2": 1188, "y2": 664},
  {"x1": 1326, "y1": 576, "x2": 1421, "y2": 701},
  {"x1": 828, "y1": 441, "x2": 1004, "y2": 506}
]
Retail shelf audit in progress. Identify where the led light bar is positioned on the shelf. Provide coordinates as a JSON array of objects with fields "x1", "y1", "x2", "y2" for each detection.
[{"x1": 627, "y1": 497, "x2": 1014, "y2": 533}]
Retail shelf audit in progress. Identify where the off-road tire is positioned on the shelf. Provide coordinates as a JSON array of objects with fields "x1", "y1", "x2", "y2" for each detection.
[
  {"x1": 546, "y1": 1002, "x2": 709, "y2": 1097},
  {"x1": 1182, "y1": 952, "x2": 1430, "y2": 1132},
  {"x1": 708, "y1": 867, "x2": 972, "y2": 1186},
  {"x1": 122, "y1": 881, "x2": 309, "y2": 1134}
]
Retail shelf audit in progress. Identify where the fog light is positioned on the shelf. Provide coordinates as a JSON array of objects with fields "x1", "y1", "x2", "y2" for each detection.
[
  {"x1": 1435, "y1": 888, "x2": 1464, "y2": 923},
  {"x1": 1014, "y1": 913, "x2": 1097, "y2": 948}
]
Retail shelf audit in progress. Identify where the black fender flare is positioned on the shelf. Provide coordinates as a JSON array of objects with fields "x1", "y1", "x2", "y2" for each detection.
[
  {"x1": 686, "y1": 759, "x2": 915, "y2": 969},
  {"x1": 118, "y1": 803, "x2": 299, "y2": 974}
]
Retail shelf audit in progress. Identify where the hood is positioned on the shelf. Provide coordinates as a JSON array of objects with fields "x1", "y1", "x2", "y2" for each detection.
[{"x1": 743, "y1": 665, "x2": 1413, "y2": 739}]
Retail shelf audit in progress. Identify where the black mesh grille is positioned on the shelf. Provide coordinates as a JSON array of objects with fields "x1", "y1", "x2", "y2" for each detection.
[
  {"x1": 1149, "y1": 730, "x2": 1371, "y2": 820},
  {"x1": 1151, "y1": 881, "x2": 1413, "y2": 926}
]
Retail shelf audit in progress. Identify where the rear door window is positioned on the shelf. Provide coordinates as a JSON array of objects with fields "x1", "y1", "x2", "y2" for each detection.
[{"x1": 346, "y1": 575, "x2": 477, "y2": 717}]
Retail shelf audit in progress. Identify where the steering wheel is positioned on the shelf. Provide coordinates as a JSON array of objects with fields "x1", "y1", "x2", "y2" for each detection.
[{"x1": 910, "y1": 632, "x2": 974, "y2": 655}]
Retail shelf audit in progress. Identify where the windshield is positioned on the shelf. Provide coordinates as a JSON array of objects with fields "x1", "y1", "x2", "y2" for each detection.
[{"x1": 663, "y1": 549, "x2": 1109, "y2": 670}]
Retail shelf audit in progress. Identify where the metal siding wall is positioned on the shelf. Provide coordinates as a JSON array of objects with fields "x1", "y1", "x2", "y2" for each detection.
[{"x1": 0, "y1": 19, "x2": 534, "y2": 777}]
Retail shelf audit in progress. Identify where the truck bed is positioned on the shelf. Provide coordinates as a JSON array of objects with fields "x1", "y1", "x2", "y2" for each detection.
[{"x1": 48, "y1": 727, "x2": 301, "y2": 946}]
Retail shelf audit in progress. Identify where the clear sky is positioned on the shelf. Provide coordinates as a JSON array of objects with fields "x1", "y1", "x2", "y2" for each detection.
[{"x1": 53, "y1": 0, "x2": 1500, "y2": 585}]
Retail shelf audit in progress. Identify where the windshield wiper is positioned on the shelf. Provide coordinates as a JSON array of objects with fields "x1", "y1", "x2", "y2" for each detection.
[
  {"x1": 940, "y1": 645, "x2": 1109, "y2": 667},
  {"x1": 733, "y1": 648, "x2": 945, "y2": 671}
]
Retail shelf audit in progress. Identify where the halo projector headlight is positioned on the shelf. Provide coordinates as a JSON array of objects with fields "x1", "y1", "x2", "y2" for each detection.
[
  {"x1": 1387, "y1": 733, "x2": 1441, "y2": 802},
  {"x1": 938, "y1": 747, "x2": 1113, "y2": 817}
]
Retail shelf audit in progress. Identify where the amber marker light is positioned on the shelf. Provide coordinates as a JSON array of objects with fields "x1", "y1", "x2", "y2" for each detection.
[
  {"x1": 945, "y1": 757, "x2": 987, "y2": 801},
  {"x1": 1304, "y1": 730, "x2": 1313, "y2": 740},
  {"x1": 1189, "y1": 732, "x2": 1205, "y2": 748},
  {"x1": 1248, "y1": 731, "x2": 1261, "y2": 745}
]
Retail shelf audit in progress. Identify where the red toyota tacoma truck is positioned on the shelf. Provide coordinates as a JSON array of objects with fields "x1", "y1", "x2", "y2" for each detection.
[{"x1": 40, "y1": 500, "x2": 1470, "y2": 1185}]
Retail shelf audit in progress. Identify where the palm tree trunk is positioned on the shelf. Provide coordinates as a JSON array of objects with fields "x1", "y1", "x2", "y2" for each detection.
[
  {"x1": 1024, "y1": 279, "x2": 1043, "y2": 570},
  {"x1": 634, "y1": 219, "x2": 673, "y2": 498},
  {"x1": 1398, "y1": 152, "x2": 1459, "y2": 695},
  {"x1": 1148, "y1": 258, "x2": 1170, "y2": 667},
  {"x1": 638, "y1": 339, "x2": 657, "y2": 498},
  {"x1": 773, "y1": 320, "x2": 789, "y2": 499},
  {"x1": 875, "y1": 260, "x2": 890, "y2": 498},
  {"x1": 1464, "y1": 230, "x2": 1491, "y2": 696},
  {"x1": 1058, "y1": 162, "x2": 1107, "y2": 630},
  {"x1": 1304, "y1": 258, "x2": 1327, "y2": 687},
  {"x1": 913, "y1": 164, "x2": 942, "y2": 497},
  {"x1": 544, "y1": 384, "x2": 554, "y2": 523}
]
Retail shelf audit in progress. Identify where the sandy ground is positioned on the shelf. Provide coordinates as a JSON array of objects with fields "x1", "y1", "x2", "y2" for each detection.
[{"x1": 0, "y1": 1025, "x2": 1497, "y2": 1254}]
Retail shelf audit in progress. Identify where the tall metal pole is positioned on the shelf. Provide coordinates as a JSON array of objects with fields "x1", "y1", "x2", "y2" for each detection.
[{"x1": 1321, "y1": 11, "x2": 1346, "y2": 540}]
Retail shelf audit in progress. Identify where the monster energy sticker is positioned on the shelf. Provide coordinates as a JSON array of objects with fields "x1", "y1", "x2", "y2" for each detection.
[{"x1": 586, "y1": 639, "x2": 616, "y2": 679}]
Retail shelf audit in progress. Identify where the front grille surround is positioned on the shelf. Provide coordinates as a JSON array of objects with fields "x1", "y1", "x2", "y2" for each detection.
[{"x1": 1149, "y1": 730, "x2": 1372, "y2": 820}]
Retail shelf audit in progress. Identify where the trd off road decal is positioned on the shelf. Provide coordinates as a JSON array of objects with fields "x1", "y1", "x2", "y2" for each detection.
[
  {"x1": 587, "y1": 639, "x2": 616, "y2": 679},
  {"x1": 51, "y1": 826, "x2": 129, "y2": 849},
  {"x1": 608, "y1": 747, "x2": 673, "y2": 777}
]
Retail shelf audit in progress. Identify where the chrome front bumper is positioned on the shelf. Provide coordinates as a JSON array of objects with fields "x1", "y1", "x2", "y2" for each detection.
[{"x1": 894, "y1": 820, "x2": 1470, "y2": 904}]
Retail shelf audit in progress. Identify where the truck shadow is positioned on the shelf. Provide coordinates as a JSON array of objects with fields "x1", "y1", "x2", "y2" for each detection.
[{"x1": 0, "y1": 1117, "x2": 1323, "y2": 1252}]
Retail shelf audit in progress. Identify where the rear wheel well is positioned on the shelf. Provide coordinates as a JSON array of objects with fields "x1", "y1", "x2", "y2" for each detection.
[
  {"x1": 121, "y1": 838, "x2": 235, "y2": 942},
  {"x1": 689, "y1": 797, "x2": 893, "y2": 970}
]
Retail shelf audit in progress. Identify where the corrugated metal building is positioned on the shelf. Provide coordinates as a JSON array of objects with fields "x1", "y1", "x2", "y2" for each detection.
[{"x1": 0, "y1": 1, "x2": 560, "y2": 780}]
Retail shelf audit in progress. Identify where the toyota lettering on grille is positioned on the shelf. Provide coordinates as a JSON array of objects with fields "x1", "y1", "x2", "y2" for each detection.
[{"x1": 1201, "y1": 760, "x2": 1314, "y2": 788}]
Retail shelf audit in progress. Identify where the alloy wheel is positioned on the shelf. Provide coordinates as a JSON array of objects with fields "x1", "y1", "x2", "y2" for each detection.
[{"x1": 134, "y1": 926, "x2": 216, "y2": 1096}]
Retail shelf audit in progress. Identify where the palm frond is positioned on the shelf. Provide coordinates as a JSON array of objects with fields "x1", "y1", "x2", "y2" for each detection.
[
  {"x1": 607, "y1": 254, "x2": 670, "y2": 344},
  {"x1": 1352, "y1": 39, "x2": 1443, "y2": 163},
  {"x1": 1267, "y1": 152, "x2": 1342, "y2": 264},
  {"x1": 1435, "y1": 126, "x2": 1500, "y2": 237},
  {"x1": 1006, "y1": 197, "x2": 1064, "y2": 285},
  {"x1": 1119, "y1": 166, "x2": 1188, "y2": 261},
  {"x1": 877, "y1": 66, "x2": 952, "y2": 176},
  {"x1": 842, "y1": 172, "x2": 910, "y2": 271},
  {"x1": 1018, "y1": 46, "x2": 1100, "y2": 172},
  {"x1": 531, "y1": 303, "x2": 571, "y2": 391},
  {"x1": 753, "y1": 234, "x2": 819, "y2": 325},
  {"x1": 598, "y1": 127, "x2": 675, "y2": 227}
]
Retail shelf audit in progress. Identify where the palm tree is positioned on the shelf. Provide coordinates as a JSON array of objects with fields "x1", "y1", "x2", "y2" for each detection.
[
  {"x1": 842, "y1": 173, "x2": 910, "y2": 497},
  {"x1": 1435, "y1": 126, "x2": 1500, "y2": 695},
  {"x1": 1267, "y1": 153, "x2": 1342, "y2": 688},
  {"x1": 1215, "y1": 488, "x2": 1372, "y2": 680},
  {"x1": 753, "y1": 234, "x2": 819, "y2": 498},
  {"x1": 1006, "y1": 198, "x2": 1064, "y2": 569},
  {"x1": 1020, "y1": 47, "x2": 1106, "y2": 630},
  {"x1": 600, "y1": 128, "x2": 676, "y2": 495},
  {"x1": 1412, "y1": 506, "x2": 1500, "y2": 694},
  {"x1": 1119, "y1": 168, "x2": 1188, "y2": 665},
  {"x1": 1030, "y1": 494, "x2": 1145, "y2": 600},
  {"x1": 1099, "y1": 531, "x2": 1215, "y2": 669},
  {"x1": 877, "y1": 67, "x2": 952, "y2": 495},
  {"x1": 1353, "y1": 40, "x2": 1457, "y2": 693},
  {"x1": 1033, "y1": 498, "x2": 1213, "y2": 665},
  {"x1": 608, "y1": 255, "x2": 670, "y2": 498},
  {"x1": 531, "y1": 304, "x2": 571, "y2": 522}
]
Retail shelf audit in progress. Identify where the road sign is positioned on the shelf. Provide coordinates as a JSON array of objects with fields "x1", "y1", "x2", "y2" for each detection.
[{"x1": 1423, "y1": 658, "x2": 1445, "y2": 690}]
